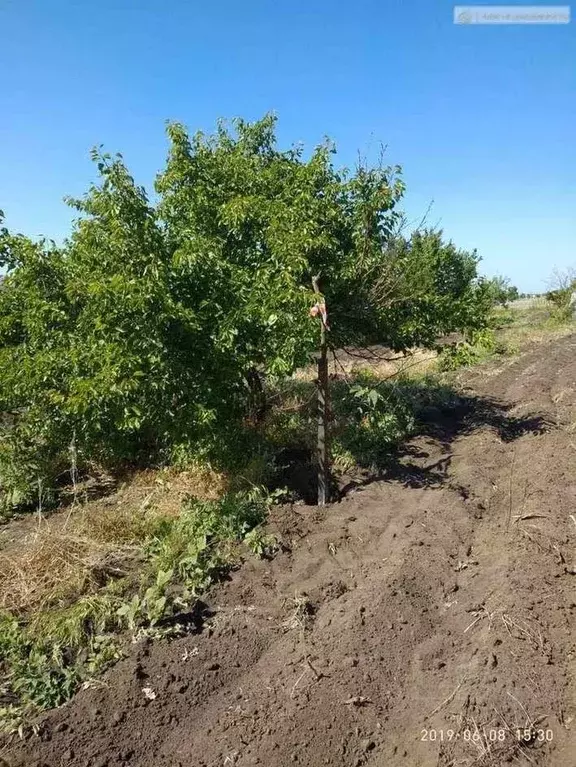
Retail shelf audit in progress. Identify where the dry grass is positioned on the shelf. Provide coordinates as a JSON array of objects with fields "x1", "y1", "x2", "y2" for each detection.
[
  {"x1": 0, "y1": 505, "x2": 149, "y2": 615},
  {"x1": 0, "y1": 531, "x2": 114, "y2": 613},
  {"x1": 500, "y1": 322, "x2": 573, "y2": 351},
  {"x1": 0, "y1": 463, "x2": 229, "y2": 617},
  {"x1": 117, "y1": 463, "x2": 229, "y2": 516},
  {"x1": 498, "y1": 298, "x2": 574, "y2": 350},
  {"x1": 294, "y1": 346, "x2": 438, "y2": 382},
  {"x1": 146, "y1": 465, "x2": 228, "y2": 516},
  {"x1": 282, "y1": 593, "x2": 315, "y2": 631}
]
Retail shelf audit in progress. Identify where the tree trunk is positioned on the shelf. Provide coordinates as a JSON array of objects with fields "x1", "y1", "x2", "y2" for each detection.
[{"x1": 245, "y1": 367, "x2": 267, "y2": 425}]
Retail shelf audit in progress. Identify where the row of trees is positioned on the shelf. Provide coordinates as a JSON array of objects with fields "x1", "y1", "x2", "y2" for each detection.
[{"x1": 0, "y1": 115, "x2": 495, "y2": 510}]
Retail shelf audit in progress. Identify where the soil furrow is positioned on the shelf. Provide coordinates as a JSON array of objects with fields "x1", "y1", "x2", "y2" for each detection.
[{"x1": 3, "y1": 334, "x2": 575, "y2": 767}]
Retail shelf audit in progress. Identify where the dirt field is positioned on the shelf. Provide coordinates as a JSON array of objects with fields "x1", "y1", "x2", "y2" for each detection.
[{"x1": 2, "y1": 334, "x2": 575, "y2": 767}]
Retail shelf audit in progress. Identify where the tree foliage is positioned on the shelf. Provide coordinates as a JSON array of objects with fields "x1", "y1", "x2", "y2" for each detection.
[
  {"x1": 546, "y1": 266, "x2": 576, "y2": 310},
  {"x1": 0, "y1": 115, "x2": 491, "y2": 511},
  {"x1": 484, "y1": 275, "x2": 520, "y2": 307},
  {"x1": 364, "y1": 230, "x2": 492, "y2": 349}
]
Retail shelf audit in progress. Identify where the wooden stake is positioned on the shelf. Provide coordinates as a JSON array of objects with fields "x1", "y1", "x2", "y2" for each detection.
[
  {"x1": 312, "y1": 274, "x2": 330, "y2": 506},
  {"x1": 317, "y1": 321, "x2": 329, "y2": 505}
]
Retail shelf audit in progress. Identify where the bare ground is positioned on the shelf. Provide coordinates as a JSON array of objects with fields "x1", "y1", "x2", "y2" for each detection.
[{"x1": 2, "y1": 334, "x2": 576, "y2": 767}]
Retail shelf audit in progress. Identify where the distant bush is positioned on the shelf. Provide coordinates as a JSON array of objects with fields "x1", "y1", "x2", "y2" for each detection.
[
  {"x1": 545, "y1": 267, "x2": 576, "y2": 317},
  {"x1": 483, "y1": 275, "x2": 520, "y2": 307},
  {"x1": 438, "y1": 328, "x2": 505, "y2": 371},
  {"x1": 546, "y1": 285, "x2": 575, "y2": 310}
]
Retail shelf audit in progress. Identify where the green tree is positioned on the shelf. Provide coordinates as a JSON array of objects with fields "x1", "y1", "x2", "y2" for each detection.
[
  {"x1": 362, "y1": 230, "x2": 491, "y2": 349},
  {"x1": 485, "y1": 275, "x2": 519, "y2": 307},
  {"x1": 0, "y1": 115, "x2": 491, "y2": 512},
  {"x1": 546, "y1": 266, "x2": 576, "y2": 310}
]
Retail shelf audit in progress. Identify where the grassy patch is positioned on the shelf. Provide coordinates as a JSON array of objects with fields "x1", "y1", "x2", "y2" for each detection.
[
  {"x1": 0, "y1": 488, "x2": 270, "y2": 734},
  {"x1": 493, "y1": 297, "x2": 574, "y2": 350},
  {"x1": 437, "y1": 298, "x2": 574, "y2": 372}
]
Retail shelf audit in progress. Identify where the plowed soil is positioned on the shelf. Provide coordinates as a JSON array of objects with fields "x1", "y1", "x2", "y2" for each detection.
[{"x1": 3, "y1": 334, "x2": 576, "y2": 767}]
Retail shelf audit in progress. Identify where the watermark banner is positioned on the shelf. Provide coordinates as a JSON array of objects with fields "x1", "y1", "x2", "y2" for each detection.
[{"x1": 454, "y1": 5, "x2": 570, "y2": 23}]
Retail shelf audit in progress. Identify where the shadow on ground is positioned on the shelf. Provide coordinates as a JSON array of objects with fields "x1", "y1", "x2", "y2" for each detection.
[{"x1": 282, "y1": 392, "x2": 553, "y2": 502}]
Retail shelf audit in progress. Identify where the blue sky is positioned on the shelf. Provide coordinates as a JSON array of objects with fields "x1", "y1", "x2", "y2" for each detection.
[{"x1": 1, "y1": 0, "x2": 574, "y2": 292}]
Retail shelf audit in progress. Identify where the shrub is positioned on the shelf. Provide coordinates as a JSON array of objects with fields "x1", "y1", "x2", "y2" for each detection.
[
  {"x1": 438, "y1": 329, "x2": 502, "y2": 371},
  {"x1": 545, "y1": 267, "x2": 576, "y2": 319},
  {"x1": 331, "y1": 378, "x2": 416, "y2": 469}
]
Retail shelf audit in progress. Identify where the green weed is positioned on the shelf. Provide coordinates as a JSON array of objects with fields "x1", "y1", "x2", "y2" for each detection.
[
  {"x1": 244, "y1": 527, "x2": 279, "y2": 558},
  {"x1": 0, "y1": 489, "x2": 271, "y2": 733},
  {"x1": 438, "y1": 328, "x2": 504, "y2": 371}
]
